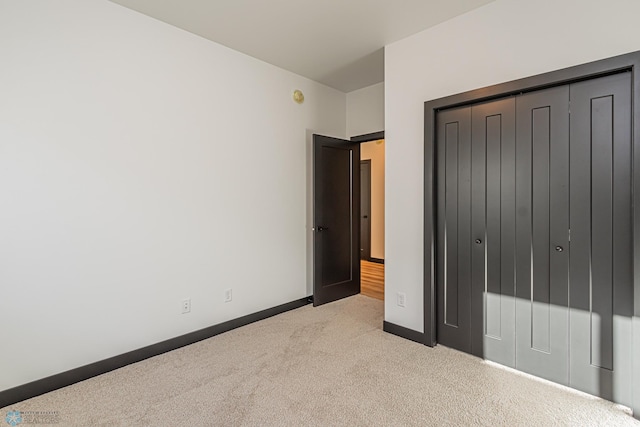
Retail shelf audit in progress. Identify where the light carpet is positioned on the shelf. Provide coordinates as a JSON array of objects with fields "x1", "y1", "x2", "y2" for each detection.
[{"x1": 2, "y1": 295, "x2": 638, "y2": 426}]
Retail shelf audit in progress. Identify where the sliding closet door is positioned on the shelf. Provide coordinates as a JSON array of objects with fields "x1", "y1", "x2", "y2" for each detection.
[
  {"x1": 569, "y1": 72, "x2": 633, "y2": 406},
  {"x1": 436, "y1": 107, "x2": 472, "y2": 353},
  {"x1": 470, "y1": 98, "x2": 516, "y2": 366},
  {"x1": 514, "y1": 86, "x2": 570, "y2": 384}
]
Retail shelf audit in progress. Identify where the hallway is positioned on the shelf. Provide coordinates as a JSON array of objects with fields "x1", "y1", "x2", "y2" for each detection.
[{"x1": 361, "y1": 260, "x2": 384, "y2": 300}]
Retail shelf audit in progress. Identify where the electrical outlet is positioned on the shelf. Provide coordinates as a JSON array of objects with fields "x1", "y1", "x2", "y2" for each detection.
[
  {"x1": 182, "y1": 298, "x2": 191, "y2": 314},
  {"x1": 224, "y1": 289, "x2": 232, "y2": 303},
  {"x1": 397, "y1": 292, "x2": 406, "y2": 308}
]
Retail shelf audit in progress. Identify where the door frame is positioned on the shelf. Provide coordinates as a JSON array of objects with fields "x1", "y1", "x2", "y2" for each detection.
[
  {"x1": 360, "y1": 159, "x2": 372, "y2": 261},
  {"x1": 351, "y1": 131, "x2": 384, "y2": 144},
  {"x1": 352, "y1": 131, "x2": 384, "y2": 265},
  {"x1": 424, "y1": 51, "x2": 640, "y2": 351}
]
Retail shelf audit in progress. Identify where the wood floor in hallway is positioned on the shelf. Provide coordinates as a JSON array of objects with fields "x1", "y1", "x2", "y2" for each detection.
[{"x1": 361, "y1": 260, "x2": 384, "y2": 300}]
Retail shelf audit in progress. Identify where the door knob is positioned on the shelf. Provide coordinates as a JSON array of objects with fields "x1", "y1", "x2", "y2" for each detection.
[
  {"x1": 475, "y1": 239, "x2": 482, "y2": 245},
  {"x1": 555, "y1": 246, "x2": 563, "y2": 252},
  {"x1": 317, "y1": 226, "x2": 329, "y2": 232}
]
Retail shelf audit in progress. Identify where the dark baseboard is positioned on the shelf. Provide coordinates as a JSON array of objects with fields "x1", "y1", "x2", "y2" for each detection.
[
  {"x1": 383, "y1": 321, "x2": 425, "y2": 345},
  {"x1": 370, "y1": 258, "x2": 384, "y2": 264},
  {"x1": 0, "y1": 297, "x2": 311, "y2": 408}
]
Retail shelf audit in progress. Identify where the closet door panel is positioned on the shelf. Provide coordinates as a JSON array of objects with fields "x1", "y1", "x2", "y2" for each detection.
[
  {"x1": 514, "y1": 86, "x2": 570, "y2": 385},
  {"x1": 436, "y1": 107, "x2": 473, "y2": 352},
  {"x1": 569, "y1": 72, "x2": 633, "y2": 406},
  {"x1": 470, "y1": 98, "x2": 516, "y2": 366}
]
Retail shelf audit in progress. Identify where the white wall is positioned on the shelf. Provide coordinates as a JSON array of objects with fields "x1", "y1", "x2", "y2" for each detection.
[
  {"x1": 360, "y1": 140, "x2": 385, "y2": 260},
  {"x1": 385, "y1": 0, "x2": 640, "y2": 332},
  {"x1": 0, "y1": 0, "x2": 345, "y2": 392},
  {"x1": 634, "y1": 318, "x2": 640, "y2": 415},
  {"x1": 346, "y1": 82, "x2": 384, "y2": 137}
]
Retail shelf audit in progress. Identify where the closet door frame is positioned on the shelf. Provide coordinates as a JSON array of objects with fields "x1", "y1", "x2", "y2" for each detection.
[{"x1": 423, "y1": 51, "x2": 640, "y2": 417}]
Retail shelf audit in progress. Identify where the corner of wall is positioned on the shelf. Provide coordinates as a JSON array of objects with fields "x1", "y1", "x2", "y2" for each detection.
[{"x1": 346, "y1": 82, "x2": 385, "y2": 137}]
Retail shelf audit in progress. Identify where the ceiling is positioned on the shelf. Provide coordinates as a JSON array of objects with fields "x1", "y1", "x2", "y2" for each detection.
[{"x1": 109, "y1": 0, "x2": 495, "y2": 92}]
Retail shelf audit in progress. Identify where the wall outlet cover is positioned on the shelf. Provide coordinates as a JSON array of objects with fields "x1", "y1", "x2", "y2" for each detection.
[
  {"x1": 182, "y1": 298, "x2": 191, "y2": 314},
  {"x1": 397, "y1": 292, "x2": 406, "y2": 308}
]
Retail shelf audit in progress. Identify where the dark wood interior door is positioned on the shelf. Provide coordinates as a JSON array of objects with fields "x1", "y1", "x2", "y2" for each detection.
[{"x1": 313, "y1": 134, "x2": 360, "y2": 306}]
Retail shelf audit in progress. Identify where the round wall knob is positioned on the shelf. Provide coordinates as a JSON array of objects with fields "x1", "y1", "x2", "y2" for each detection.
[
  {"x1": 293, "y1": 89, "x2": 304, "y2": 104},
  {"x1": 475, "y1": 239, "x2": 482, "y2": 245}
]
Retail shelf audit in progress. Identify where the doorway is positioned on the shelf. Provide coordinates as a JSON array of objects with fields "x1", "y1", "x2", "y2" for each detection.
[
  {"x1": 356, "y1": 134, "x2": 385, "y2": 301},
  {"x1": 312, "y1": 132, "x2": 385, "y2": 306}
]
